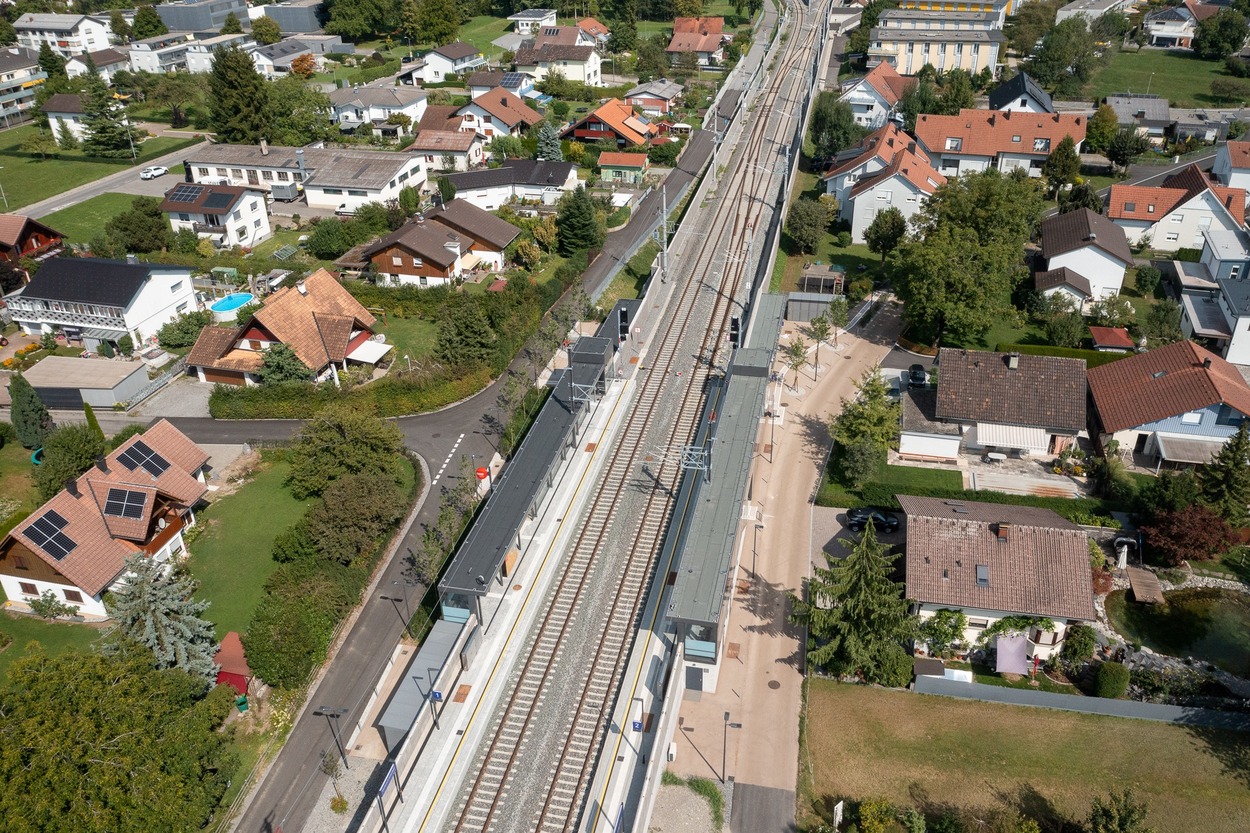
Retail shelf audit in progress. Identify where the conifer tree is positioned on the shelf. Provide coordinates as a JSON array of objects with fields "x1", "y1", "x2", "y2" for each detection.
[
  {"x1": 536, "y1": 121, "x2": 563, "y2": 161},
  {"x1": 132, "y1": 6, "x2": 169, "y2": 39},
  {"x1": 80, "y1": 71, "x2": 133, "y2": 159},
  {"x1": 556, "y1": 186, "x2": 603, "y2": 255},
  {"x1": 9, "y1": 373, "x2": 53, "y2": 449},
  {"x1": 208, "y1": 45, "x2": 270, "y2": 144},
  {"x1": 1202, "y1": 419, "x2": 1250, "y2": 525}
]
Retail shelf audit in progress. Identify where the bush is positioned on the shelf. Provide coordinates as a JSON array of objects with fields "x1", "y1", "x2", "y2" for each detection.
[
  {"x1": 1060, "y1": 623, "x2": 1097, "y2": 667},
  {"x1": 0, "y1": 421, "x2": 14, "y2": 449},
  {"x1": 1096, "y1": 661, "x2": 1130, "y2": 699},
  {"x1": 157, "y1": 310, "x2": 214, "y2": 349},
  {"x1": 1174, "y1": 247, "x2": 1202, "y2": 263},
  {"x1": 850, "y1": 482, "x2": 1122, "y2": 528},
  {"x1": 836, "y1": 231, "x2": 852, "y2": 247},
  {"x1": 1135, "y1": 265, "x2": 1162, "y2": 296}
]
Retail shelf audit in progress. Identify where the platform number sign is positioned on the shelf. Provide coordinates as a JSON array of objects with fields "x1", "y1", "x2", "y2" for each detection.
[
  {"x1": 632, "y1": 719, "x2": 643, "y2": 731},
  {"x1": 430, "y1": 690, "x2": 443, "y2": 702}
]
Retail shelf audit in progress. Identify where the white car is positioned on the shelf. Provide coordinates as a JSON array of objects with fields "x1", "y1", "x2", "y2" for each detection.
[{"x1": 140, "y1": 165, "x2": 168, "y2": 180}]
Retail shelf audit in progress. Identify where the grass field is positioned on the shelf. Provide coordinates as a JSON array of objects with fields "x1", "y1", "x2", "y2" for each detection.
[
  {"x1": 817, "y1": 463, "x2": 963, "y2": 508},
  {"x1": 802, "y1": 680, "x2": 1250, "y2": 832},
  {"x1": 0, "y1": 125, "x2": 200, "y2": 210},
  {"x1": 379, "y1": 315, "x2": 439, "y2": 363},
  {"x1": 39, "y1": 192, "x2": 137, "y2": 244},
  {"x1": 1086, "y1": 49, "x2": 1228, "y2": 108},
  {"x1": 0, "y1": 613, "x2": 99, "y2": 683},
  {"x1": 185, "y1": 457, "x2": 311, "y2": 638},
  {"x1": 0, "y1": 440, "x2": 39, "y2": 538}
]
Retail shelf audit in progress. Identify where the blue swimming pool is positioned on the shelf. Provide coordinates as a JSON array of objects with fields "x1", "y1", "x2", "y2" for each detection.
[{"x1": 211, "y1": 292, "x2": 255, "y2": 312}]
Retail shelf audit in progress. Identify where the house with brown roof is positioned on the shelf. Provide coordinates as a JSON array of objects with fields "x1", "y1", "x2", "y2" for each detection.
[
  {"x1": 405, "y1": 130, "x2": 484, "y2": 172},
  {"x1": 667, "y1": 28, "x2": 724, "y2": 66},
  {"x1": 421, "y1": 199, "x2": 520, "y2": 272},
  {"x1": 1087, "y1": 340, "x2": 1250, "y2": 468},
  {"x1": 514, "y1": 39, "x2": 602, "y2": 86},
  {"x1": 65, "y1": 47, "x2": 128, "y2": 84},
  {"x1": 625, "y1": 79, "x2": 684, "y2": 117},
  {"x1": 1034, "y1": 208, "x2": 1133, "y2": 309},
  {"x1": 838, "y1": 61, "x2": 915, "y2": 129},
  {"x1": 159, "y1": 183, "x2": 271, "y2": 249},
  {"x1": 563, "y1": 98, "x2": 659, "y2": 147},
  {"x1": 0, "y1": 213, "x2": 63, "y2": 267},
  {"x1": 456, "y1": 86, "x2": 542, "y2": 138},
  {"x1": 187, "y1": 268, "x2": 385, "y2": 385},
  {"x1": 821, "y1": 123, "x2": 945, "y2": 244},
  {"x1": 1089, "y1": 326, "x2": 1136, "y2": 353},
  {"x1": 913, "y1": 109, "x2": 1086, "y2": 179},
  {"x1": 421, "y1": 41, "x2": 485, "y2": 83},
  {"x1": 598, "y1": 151, "x2": 649, "y2": 185},
  {"x1": 898, "y1": 495, "x2": 1096, "y2": 661},
  {"x1": 577, "y1": 17, "x2": 611, "y2": 46},
  {"x1": 899, "y1": 348, "x2": 1086, "y2": 461},
  {"x1": 1108, "y1": 164, "x2": 1246, "y2": 252},
  {"x1": 0, "y1": 420, "x2": 210, "y2": 619}
]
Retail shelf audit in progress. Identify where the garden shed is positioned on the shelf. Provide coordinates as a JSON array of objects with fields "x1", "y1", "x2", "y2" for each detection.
[{"x1": 23, "y1": 356, "x2": 149, "y2": 408}]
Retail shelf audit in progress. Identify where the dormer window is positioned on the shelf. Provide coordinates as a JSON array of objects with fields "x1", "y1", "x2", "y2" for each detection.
[
  {"x1": 1033, "y1": 137, "x2": 1050, "y2": 152},
  {"x1": 945, "y1": 137, "x2": 962, "y2": 151},
  {"x1": 1148, "y1": 204, "x2": 1155, "y2": 213}
]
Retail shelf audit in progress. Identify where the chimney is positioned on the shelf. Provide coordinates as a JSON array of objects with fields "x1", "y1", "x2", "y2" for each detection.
[
  {"x1": 296, "y1": 280, "x2": 307, "y2": 295},
  {"x1": 1007, "y1": 352, "x2": 1020, "y2": 370},
  {"x1": 996, "y1": 523, "x2": 1010, "y2": 543},
  {"x1": 1204, "y1": 357, "x2": 1213, "y2": 369},
  {"x1": 296, "y1": 148, "x2": 306, "y2": 181},
  {"x1": 65, "y1": 479, "x2": 79, "y2": 498},
  {"x1": 260, "y1": 138, "x2": 269, "y2": 156},
  {"x1": 126, "y1": 254, "x2": 138, "y2": 266},
  {"x1": 1089, "y1": 232, "x2": 1097, "y2": 241},
  {"x1": 95, "y1": 455, "x2": 108, "y2": 473}
]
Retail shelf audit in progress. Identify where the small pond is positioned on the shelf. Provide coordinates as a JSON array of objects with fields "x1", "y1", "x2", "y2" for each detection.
[{"x1": 1105, "y1": 588, "x2": 1250, "y2": 678}]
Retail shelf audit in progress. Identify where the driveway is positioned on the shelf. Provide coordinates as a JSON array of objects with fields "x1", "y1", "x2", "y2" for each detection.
[{"x1": 129, "y1": 375, "x2": 213, "y2": 419}]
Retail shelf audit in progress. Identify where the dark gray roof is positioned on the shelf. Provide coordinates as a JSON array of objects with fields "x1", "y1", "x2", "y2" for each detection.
[
  {"x1": 255, "y1": 39, "x2": 310, "y2": 60},
  {"x1": 442, "y1": 159, "x2": 575, "y2": 191},
  {"x1": 1040, "y1": 207, "x2": 1133, "y2": 265},
  {"x1": 42, "y1": 93, "x2": 85, "y2": 114},
  {"x1": 1106, "y1": 93, "x2": 1170, "y2": 126},
  {"x1": 0, "y1": 46, "x2": 40, "y2": 74},
  {"x1": 431, "y1": 41, "x2": 480, "y2": 60},
  {"x1": 988, "y1": 72, "x2": 1054, "y2": 113},
  {"x1": 935, "y1": 348, "x2": 1087, "y2": 433},
  {"x1": 901, "y1": 388, "x2": 961, "y2": 435},
  {"x1": 21, "y1": 257, "x2": 156, "y2": 307},
  {"x1": 1035, "y1": 266, "x2": 1093, "y2": 298}
]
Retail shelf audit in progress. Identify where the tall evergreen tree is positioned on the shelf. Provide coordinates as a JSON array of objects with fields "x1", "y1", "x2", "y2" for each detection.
[
  {"x1": 1202, "y1": 419, "x2": 1250, "y2": 525},
  {"x1": 80, "y1": 71, "x2": 134, "y2": 159},
  {"x1": 435, "y1": 298, "x2": 497, "y2": 368},
  {"x1": 789, "y1": 522, "x2": 915, "y2": 684},
  {"x1": 82, "y1": 402, "x2": 103, "y2": 442},
  {"x1": 37, "y1": 43, "x2": 66, "y2": 82},
  {"x1": 9, "y1": 373, "x2": 53, "y2": 449},
  {"x1": 208, "y1": 45, "x2": 270, "y2": 144},
  {"x1": 556, "y1": 186, "x2": 603, "y2": 254},
  {"x1": 535, "y1": 121, "x2": 563, "y2": 161},
  {"x1": 103, "y1": 555, "x2": 219, "y2": 682},
  {"x1": 219, "y1": 11, "x2": 243, "y2": 34},
  {"x1": 131, "y1": 5, "x2": 169, "y2": 40}
]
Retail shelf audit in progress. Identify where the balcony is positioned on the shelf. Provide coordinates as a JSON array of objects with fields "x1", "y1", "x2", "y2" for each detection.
[
  {"x1": 192, "y1": 222, "x2": 226, "y2": 237},
  {"x1": 8, "y1": 305, "x2": 125, "y2": 331}
]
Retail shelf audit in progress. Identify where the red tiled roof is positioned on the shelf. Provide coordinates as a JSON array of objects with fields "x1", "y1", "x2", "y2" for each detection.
[
  {"x1": 673, "y1": 16, "x2": 723, "y2": 35},
  {"x1": 1108, "y1": 165, "x2": 1246, "y2": 226},
  {"x1": 572, "y1": 98, "x2": 658, "y2": 146},
  {"x1": 404, "y1": 130, "x2": 477, "y2": 153},
  {"x1": 1185, "y1": 0, "x2": 1221, "y2": 21},
  {"x1": 1089, "y1": 326, "x2": 1136, "y2": 349},
  {"x1": 860, "y1": 61, "x2": 915, "y2": 107},
  {"x1": 1088, "y1": 340, "x2": 1250, "y2": 433},
  {"x1": 0, "y1": 213, "x2": 61, "y2": 248},
  {"x1": 667, "y1": 31, "x2": 722, "y2": 53},
  {"x1": 824, "y1": 123, "x2": 932, "y2": 180},
  {"x1": 598, "y1": 151, "x2": 647, "y2": 168},
  {"x1": 1222, "y1": 140, "x2": 1250, "y2": 170},
  {"x1": 578, "y1": 17, "x2": 610, "y2": 36},
  {"x1": 849, "y1": 148, "x2": 945, "y2": 198},
  {"x1": 914, "y1": 109, "x2": 1086, "y2": 159},
  {"x1": 465, "y1": 87, "x2": 542, "y2": 129}
]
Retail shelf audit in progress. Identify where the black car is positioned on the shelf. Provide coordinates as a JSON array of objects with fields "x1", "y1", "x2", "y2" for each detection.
[
  {"x1": 908, "y1": 364, "x2": 928, "y2": 388},
  {"x1": 846, "y1": 507, "x2": 900, "y2": 533}
]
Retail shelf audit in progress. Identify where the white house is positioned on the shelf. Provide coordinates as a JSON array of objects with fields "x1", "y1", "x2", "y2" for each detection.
[
  {"x1": 329, "y1": 84, "x2": 428, "y2": 137},
  {"x1": 987, "y1": 72, "x2": 1054, "y2": 114},
  {"x1": 0, "y1": 47, "x2": 49, "y2": 125},
  {"x1": 1142, "y1": 0, "x2": 1219, "y2": 48},
  {"x1": 838, "y1": 60, "x2": 913, "y2": 129},
  {"x1": 467, "y1": 70, "x2": 535, "y2": 100},
  {"x1": 404, "y1": 130, "x2": 484, "y2": 172},
  {"x1": 251, "y1": 39, "x2": 316, "y2": 79},
  {"x1": 0, "y1": 420, "x2": 209, "y2": 620},
  {"x1": 899, "y1": 495, "x2": 1096, "y2": 662},
  {"x1": 14, "y1": 13, "x2": 110, "y2": 58},
  {"x1": 914, "y1": 109, "x2": 1087, "y2": 178},
  {"x1": 867, "y1": 24, "x2": 1005, "y2": 76},
  {"x1": 41, "y1": 93, "x2": 89, "y2": 142},
  {"x1": 1107, "y1": 164, "x2": 1246, "y2": 252},
  {"x1": 821, "y1": 123, "x2": 945, "y2": 243},
  {"x1": 508, "y1": 8, "x2": 557, "y2": 35},
  {"x1": 456, "y1": 87, "x2": 543, "y2": 138},
  {"x1": 1177, "y1": 228, "x2": 1250, "y2": 364},
  {"x1": 514, "y1": 42, "x2": 602, "y2": 86},
  {"x1": 440, "y1": 160, "x2": 578, "y2": 211},
  {"x1": 184, "y1": 144, "x2": 426, "y2": 212},
  {"x1": 66, "y1": 48, "x2": 129, "y2": 84},
  {"x1": 128, "y1": 33, "x2": 193, "y2": 74},
  {"x1": 625, "y1": 79, "x2": 683, "y2": 117},
  {"x1": 160, "y1": 183, "x2": 272, "y2": 249},
  {"x1": 422, "y1": 41, "x2": 486, "y2": 83},
  {"x1": 1055, "y1": 0, "x2": 1132, "y2": 25},
  {"x1": 184, "y1": 33, "x2": 255, "y2": 73},
  {"x1": 1035, "y1": 208, "x2": 1133, "y2": 309},
  {"x1": 3, "y1": 256, "x2": 195, "y2": 352},
  {"x1": 1211, "y1": 139, "x2": 1250, "y2": 200}
]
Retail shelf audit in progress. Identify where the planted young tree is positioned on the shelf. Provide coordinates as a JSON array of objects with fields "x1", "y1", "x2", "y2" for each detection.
[
  {"x1": 864, "y1": 206, "x2": 907, "y2": 264},
  {"x1": 833, "y1": 368, "x2": 900, "y2": 453},
  {"x1": 28, "y1": 589, "x2": 79, "y2": 620},
  {"x1": 806, "y1": 314, "x2": 832, "y2": 379},
  {"x1": 1087, "y1": 789, "x2": 1156, "y2": 833},
  {"x1": 82, "y1": 402, "x2": 103, "y2": 443},
  {"x1": 784, "y1": 337, "x2": 808, "y2": 388},
  {"x1": 826, "y1": 296, "x2": 849, "y2": 347},
  {"x1": 9, "y1": 373, "x2": 53, "y2": 449}
]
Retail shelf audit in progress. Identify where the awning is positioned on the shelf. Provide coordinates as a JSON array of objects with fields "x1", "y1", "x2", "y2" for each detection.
[
  {"x1": 1155, "y1": 433, "x2": 1224, "y2": 465},
  {"x1": 977, "y1": 423, "x2": 1049, "y2": 453},
  {"x1": 459, "y1": 252, "x2": 482, "y2": 271},
  {"x1": 81, "y1": 327, "x2": 123, "y2": 340},
  {"x1": 347, "y1": 339, "x2": 393, "y2": 365},
  {"x1": 995, "y1": 634, "x2": 1029, "y2": 675}
]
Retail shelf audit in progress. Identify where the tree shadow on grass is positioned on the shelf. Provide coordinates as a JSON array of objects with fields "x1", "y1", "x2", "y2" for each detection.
[{"x1": 1185, "y1": 723, "x2": 1250, "y2": 791}]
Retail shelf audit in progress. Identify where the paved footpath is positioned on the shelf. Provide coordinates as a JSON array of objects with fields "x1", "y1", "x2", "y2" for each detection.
[{"x1": 667, "y1": 297, "x2": 905, "y2": 831}]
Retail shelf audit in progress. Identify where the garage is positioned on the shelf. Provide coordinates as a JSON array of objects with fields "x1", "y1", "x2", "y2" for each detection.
[
  {"x1": 23, "y1": 356, "x2": 149, "y2": 409},
  {"x1": 201, "y1": 367, "x2": 249, "y2": 386},
  {"x1": 899, "y1": 388, "x2": 963, "y2": 463}
]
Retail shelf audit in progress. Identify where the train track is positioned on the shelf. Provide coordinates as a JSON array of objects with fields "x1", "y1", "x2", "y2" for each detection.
[{"x1": 441, "y1": 4, "x2": 828, "y2": 832}]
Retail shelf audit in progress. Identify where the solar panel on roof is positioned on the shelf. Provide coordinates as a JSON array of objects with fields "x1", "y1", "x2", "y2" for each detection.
[
  {"x1": 116, "y1": 439, "x2": 171, "y2": 477},
  {"x1": 167, "y1": 183, "x2": 203, "y2": 203},
  {"x1": 104, "y1": 488, "x2": 147, "y2": 520},
  {"x1": 23, "y1": 511, "x2": 77, "y2": 560},
  {"x1": 501, "y1": 72, "x2": 524, "y2": 88},
  {"x1": 202, "y1": 192, "x2": 236, "y2": 211}
]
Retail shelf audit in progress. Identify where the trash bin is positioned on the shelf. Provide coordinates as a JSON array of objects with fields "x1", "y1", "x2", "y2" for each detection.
[{"x1": 236, "y1": 695, "x2": 249, "y2": 712}]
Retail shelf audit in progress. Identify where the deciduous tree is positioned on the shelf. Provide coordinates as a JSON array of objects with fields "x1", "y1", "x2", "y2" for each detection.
[
  {"x1": 806, "y1": 314, "x2": 832, "y2": 379},
  {"x1": 1107, "y1": 126, "x2": 1150, "y2": 172},
  {"x1": 252, "y1": 15, "x2": 282, "y2": 45},
  {"x1": 833, "y1": 367, "x2": 899, "y2": 452},
  {"x1": 1087, "y1": 789, "x2": 1157, "y2": 833},
  {"x1": 265, "y1": 75, "x2": 331, "y2": 144},
  {"x1": 435, "y1": 297, "x2": 497, "y2": 367},
  {"x1": 416, "y1": 0, "x2": 460, "y2": 46},
  {"x1": 807, "y1": 91, "x2": 862, "y2": 160},
  {"x1": 1194, "y1": 10, "x2": 1249, "y2": 60},
  {"x1": 287, "y1": 402, "x2": 406, "y2": 498},
  {"x1": 1143, "y1": 504, "x2": 1234, "y2": 565},
  {"x1": 785, "y1": 198, "x2": 828, "y2": 255},
  {"x1": 919, "y1": 608, "x2": 967, "y2": 656},
  {"x1": 34, "y1": 423, "x2": 106, "y2": 502},
  {"x1": 102, "y1": 556, "x2": 218, "y2": 680},
  {"x1": 325, "y1": 0, "x2": 398, "y2": 40},
  {"x1": 784, "y1": 337, "x2": 808, "y2": 387},
  {"x1": 104, "y1": 196, "x2": 172, "y2": 253},
  {"x1": 1042, "y1": 135, "x2": 1080, "y2": 196},
  {"x1": 1085, "y1": 103, "x2": 1119, "y2": 153},
  {"x1": 1060, "y1": 182, "x2": 1104, "y2": 214},
  {"x1": 304, "y1": 473, "x2": 407, "y2": 565},
  {"x1": 864, "y1": 206, "x2": 907, "y2": 263}
]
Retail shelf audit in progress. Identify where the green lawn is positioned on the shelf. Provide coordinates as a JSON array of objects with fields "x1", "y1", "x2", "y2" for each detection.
[
  {"x1": 818, "y1": 463, "x2": 963, "y2": 508},
  {"x1": 378, "y1": 315, "x2": 439, "y2": 363},
  {"x1": 0, "y1": 613, "x2": 99, "y2": 683},
  {"x1": 0, "y1": 440, "x2": 40, "y2": 539},
  {"x1": 0, "y1": 125, "x2": 200, "y2": 210},
  {"x1": 1086, "y1": 49, "x2": 1229, "y2": 108},
  {"x1": 969, "y1": 661, "x2": 1081, "y2": 695},
  {"x1": 39, "y1": 192, "x2": 137, "y2": 244},
  {"x1": 458, "y1": 15, "x2": 512, "y2": 54},
  {"x1": 802, "y1": 680, "x2": 1250, "y2": 833},
  {"x1": 185, "y1": 457, "x2": 311, "y2": 638}
]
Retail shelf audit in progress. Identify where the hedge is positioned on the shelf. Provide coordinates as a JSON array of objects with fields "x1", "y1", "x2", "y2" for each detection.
[
  {"x1": 833, "y1": 482, "x2": 1122, "y2": 528},
  {"x1": 995, "y1": 342, "x2": 1132, "y2": 369},
  {"x1": 1096, "y1": 661, "x2": 1130, "y2": 699}
]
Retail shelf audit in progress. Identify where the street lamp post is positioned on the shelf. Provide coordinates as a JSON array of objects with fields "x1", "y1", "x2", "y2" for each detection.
[
  {"x1": 0, "y1": 166, "x2": 8, "y2": 210},
  {"x1": 721, "y1": 712, "x2": 741, "y2": 784},
  {"x1": 380, "y1": 593, "x2": 412, "y2": 639},
  {"x1": 313, "y1": 706, "x2": 350, "y2": 770}
]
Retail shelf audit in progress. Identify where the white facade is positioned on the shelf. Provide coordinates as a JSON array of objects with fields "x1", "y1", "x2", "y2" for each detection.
[
  {"x1": 914, "y1": 604, "x2": 1074, "y2": 661},
  {"x1": 14, "y1": 14, "x2": 110, "y2": 58},
  {"x1": 128, "y1": 36, "x2": 193, "y2": 74},
  {"x1": 184, "y1": 34, "x2": 255, "y2": 73},
  {"x1": 517, "y1": 49, "x2": 602, "y2": 86},
  {"x1": 166, "y1": 191, "x2": 272, "y2": 248},
  {"x1": 1047, "y1": 246, "x2": 1127, "y2": 300},
  {"x1": 66, "y1": 54, "x2": 127, "y2": 85},
  {"x1": 839, "y1": 78, "x2": 896, "y2": 129},
  {"x1": 330, "y1": 88, "x2": 428, "y2": 134},
  {"x1": 1116, "y1": 190, "x2": 1244, "y2": 252},
  {"x1": 409, "y1": 138, "x2": 484, "y2": 172},
  {"x1": 422, "y1": 46, "x2": 486, "y2": 83},
  {"x1": 508, "y1": 9, "x2": 557, "y2": 34},
  {"x1": 451, "y1": 178, "x2": 575, "y2": 211},
  {"x1": 1055, "y1": 0, "x2": 1132, "y2": 25},
  {"x1": 1212, "y1": 142, "x2": 1250, "y2": 201},
  {"x1": 845, "y1": 173, "x2": 934, "y2": 244},
  {"x1": 45, "y1": 109, "x2": 86, "y2": 141},
  {"x1": 457, "y1": 100, "x2": 528, "y2": 138}
]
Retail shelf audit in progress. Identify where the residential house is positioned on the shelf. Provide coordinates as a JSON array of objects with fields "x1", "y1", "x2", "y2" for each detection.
[
  {"x1": 838, "y1": 61, "x2": 914, "y2": 129},
  {"x1": 898, "y1": 495, "x2": 1096, "y2": 662},
  {"x1": 673, "y1": 16, "x2": 724, "y2": 35},
  {"x1": 128, "y1": 33, "x2": 194, "y2": 74},
  {"x1": 363, "y1": 216, "x2": 465, "y2": 287},
  {"x1": 0, "y1": 214, "x2": 64, "y2": 266},
  {"x1": 1211, "y1": 139, "x2": 1250, "y2": 198},
  {"x1": 0, "y1": 46, "x2": 47, "y2": 126},
  {"x1": 187, "y1": 268, "x2": 386, "y2": 384},
  {"x1": 159, "y1": 183, "x2": 272, "y2": 249},
  {"x1": 416, "y1": 103, "x2": 465, "y2": 134},
  {"x1": 252, "y1": 39, "x2": 316, "y2": 79},
  {"x1": 821, "y1": 123, "x2": 945, "y2": 243},
  {"x1": 898, "y1": 348, "x2": 1086, "y2": 461},
  {"x1": 625, "y1": 79, "x2": 684, "y2": 117},
  {"x1": 913, "y1": 109, "x2": 1087, "y2": 178},
  {"x1": 13, "y1": 14, "x2": 110, "y2": 58},
  {"x1": 598, "y1": 151, "x2": 649, "y2": 185},
  {"x1": 1034, "y1": 208, "x2": 1133, "y2": 309},
  {"x1": 66, "y1": 48, "x2": 128, "y2": 84},
  {"x1": 1087, "y1": 339, "x2": 1250, "y2": 467},
  {"x1": 0, "y1": 420, "x2": 209, "y2": 619},
  {"x1": 424, "y1": 199, "x2": 519, "y2": 271},
  {"x1": 1105, "y1": 93, "x2": 1170, "y2": 143},
  {"x1": 440, "y1": 159, "x2": 578, "y2": 210},
  {"x1": 183, "y1": 33, "x2": 255, "y2": 73},
  {"x1": 577, "y1": 17, "x2": 611, "y2": 47},
  {"x1": 456, "y1": 86, "x2": 542, "y2": 138},
  {"x1": 155, "y1": 0, "x2": 249, "y2": 32},
  {"x1": 261, "y1": 0, "x2": 327, "y2": 33},
  {"x1": 405, "y1": 130, "x2": 484, "y2": 172},
  {"x1": 563, "y1": 98, "x2": 659, "y2": 147},
  {"x1": 1176, "y1": 228, "x2": 1250, "y2": 362},
  {"x1": 1171, "y1": 108, "x2": 1229, "y2": 144},
  {"x1": 422, "y1": 41, "x2": 486, "y2": 83},
  {"x1": 184, "y1": 144, "x2": 425, "y2": 212},
  {"x1": 1089, "y1": 326, "x2": 1136, "y2": 352},
  {"x1": 287, "y1": 34, "x2": 347, "y2": 54},
  {"x1": 330, "y1": 84, "x2": 428, "y2": 137},
  {"x1": 508, "y1": 8, "x2": 558, "y2": 35},
  {"x1": 42, "y1": 92, "x2": 132, "y2": 142},
  {"x1": 514, "y1": 41, "x2": 602, "y2": 86},
  {"x1": 1055, "y1": 0, "x2": 1132, "y2": 25},
  {"x1": 467, "y1": 70, "x2": 534, "y2": 100},
  {"x1": 667, "y1": 17, "x2": 724, "y2": 67},
  {"x1": 1107, "y1": 164, "x2": 1245, "y2": 252},
  {"x1": 1144, "y1": 0, "x2": 1220, "y2": 46},
  {"x1": 867, "y1": 22, "x2": 1005, "y2": 76},
  {"x1": 3, "y1": 256, "x2": 195, "y2": 352},
  {"x1": 987, "y1": 72, "x2": 1054, "y2": 114}
]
